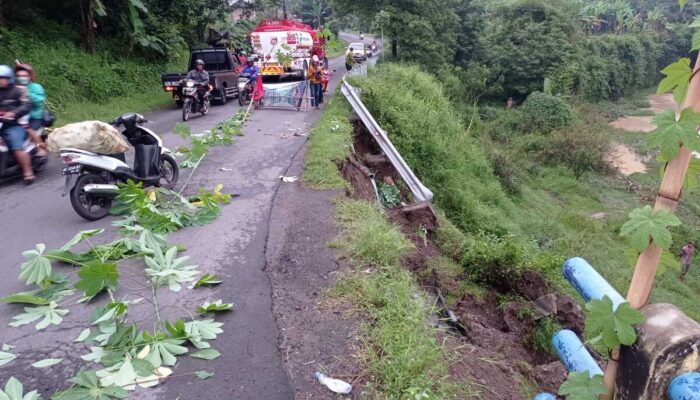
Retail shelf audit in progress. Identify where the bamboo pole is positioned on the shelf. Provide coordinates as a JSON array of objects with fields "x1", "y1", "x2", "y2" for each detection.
[{"x1": 601, "y1": 52, "x2": 700, "y2": 400}]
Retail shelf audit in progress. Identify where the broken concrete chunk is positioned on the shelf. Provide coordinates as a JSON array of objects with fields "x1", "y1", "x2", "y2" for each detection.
[{"x1": 616, "y1": 303, "x2": 700, "y2": 400}]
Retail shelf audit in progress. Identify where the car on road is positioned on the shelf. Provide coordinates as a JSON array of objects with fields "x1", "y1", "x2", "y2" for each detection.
[
  {"x1": 347, "y1": 42, "x2": 367, "y2": 62},
  {"x1": 161, "y1": 48, "x2": 243, "y2": 107}
]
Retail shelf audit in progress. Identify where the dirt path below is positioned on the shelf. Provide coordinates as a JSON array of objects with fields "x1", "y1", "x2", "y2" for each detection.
[{"x1": 606, "y1": 93, "x2": 677, "y2": 175}]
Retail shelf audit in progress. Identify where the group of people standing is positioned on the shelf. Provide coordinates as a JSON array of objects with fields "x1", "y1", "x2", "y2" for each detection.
[{"x1": 0, "y1": 63, "x2": 47, "y2": 184}]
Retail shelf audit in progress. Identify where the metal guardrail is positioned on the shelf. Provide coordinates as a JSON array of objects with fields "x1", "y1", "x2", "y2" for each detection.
[{"x1": 340, "y1": 79, "x2": 434, "y2": 203}]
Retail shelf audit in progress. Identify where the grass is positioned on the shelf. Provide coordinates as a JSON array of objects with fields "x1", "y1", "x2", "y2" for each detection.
[
  {"x1": 325, "y1": 38, "x2": 348, "y2": 59},
  {"x1": 302, "y1": 92, "x2": 353, "y2": 189},
  {"x1": 329, "y1": 199, "x2": 472, "y2": 399},
  {"x1": 0, "y1": 21, "x2": 186, "y2": 125}
]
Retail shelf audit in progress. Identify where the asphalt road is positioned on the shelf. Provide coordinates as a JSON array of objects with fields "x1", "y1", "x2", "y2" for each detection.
[{"x1": 0, "y1": 33, "x2": 372, "y2": 399}]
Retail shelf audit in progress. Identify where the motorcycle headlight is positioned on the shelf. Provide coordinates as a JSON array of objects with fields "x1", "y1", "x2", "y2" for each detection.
[{"x1": 186, "y1": 81, "x2": 194, "y2": 87}]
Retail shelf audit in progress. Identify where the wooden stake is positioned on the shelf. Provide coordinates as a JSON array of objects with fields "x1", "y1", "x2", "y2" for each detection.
[{"x1": 601, "y1": 52, "x2": 700, "y2": 400}]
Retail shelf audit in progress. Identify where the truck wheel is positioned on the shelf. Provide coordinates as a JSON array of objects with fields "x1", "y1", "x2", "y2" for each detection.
[{"x1": 217, "y1": 88, "x2": 227, "y2": 105}]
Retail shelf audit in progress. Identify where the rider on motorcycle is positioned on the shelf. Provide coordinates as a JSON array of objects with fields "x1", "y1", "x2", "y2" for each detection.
[
  {"x1": 15, "y1": 64, "x2": 47, "y2": 157},
  {"x1": 186, "y1": 59, "x2": 210, "y2": 111},
  {"x1": 241, "y1": 57, "x2": 259, "y2": 86},
  {"x1": 0, "y1": 65, "x2": 33, "y2": 184}
]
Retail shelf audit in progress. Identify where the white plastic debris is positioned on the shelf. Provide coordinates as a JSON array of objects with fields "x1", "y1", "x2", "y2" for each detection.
[
  {"x1": 278, "y1": 176, "x2": 299, "y2": 183},
  {"x1": 314, "y1": 371, "x2": 352, "y2": 394}
]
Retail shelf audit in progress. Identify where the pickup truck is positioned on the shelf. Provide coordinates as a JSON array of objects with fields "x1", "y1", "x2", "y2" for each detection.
[{"x1": 161, "y1": 48, "x2": 243, "y2": 107}]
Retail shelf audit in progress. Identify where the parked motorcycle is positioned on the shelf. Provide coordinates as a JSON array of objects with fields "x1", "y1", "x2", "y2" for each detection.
[
  {"x1": 181, "y1": 79, "x2": 211, "y2": 121},
  {"x1": 59, "y1": 113, "x2": 179, "y2": 221},
  {"x1": 0, "y1": 122, "x2": 47, "y2": 183}
]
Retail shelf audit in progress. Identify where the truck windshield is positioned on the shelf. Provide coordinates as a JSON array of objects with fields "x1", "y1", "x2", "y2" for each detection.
[{"x1": 191, "y1": 52, "x2": 232, "y2": 71}]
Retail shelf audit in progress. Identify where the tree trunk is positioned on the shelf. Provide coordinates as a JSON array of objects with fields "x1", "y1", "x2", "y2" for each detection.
[
  {"x1": 81, "y1": 0, "x2": 96, "y2": 52},
  {"x1": 391, "y1": 38, "x2": 397, "y2": 59}
]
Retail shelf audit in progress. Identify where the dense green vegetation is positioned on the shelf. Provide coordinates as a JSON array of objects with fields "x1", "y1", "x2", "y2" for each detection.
[
  {"x1": 333, "y1": 0, "x2": 695, "y2": 101},
  {"x1": 350, "y1": 63, "x2": 700, "y2": 321}
]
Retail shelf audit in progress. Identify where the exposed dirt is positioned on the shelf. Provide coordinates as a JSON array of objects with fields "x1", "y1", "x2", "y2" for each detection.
[
  {"x1": 607, "y1": 93, "x2": 675, "y2": 175},
  {"x1": 337, "y1": 123, "x2": 586, "y2": 399},
  {"x1": 607, "y1": 143, "x2": 648, "y2": 176}
]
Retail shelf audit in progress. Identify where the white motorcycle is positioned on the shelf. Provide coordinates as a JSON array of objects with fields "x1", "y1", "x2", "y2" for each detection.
[{"x1": 59, "y1": 113, "x2": 179, "y2": 221}]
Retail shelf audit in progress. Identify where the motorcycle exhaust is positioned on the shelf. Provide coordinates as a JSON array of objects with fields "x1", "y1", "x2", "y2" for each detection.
[{"x1": 83, "y1": 183, "x2": 119, "y2": 195}]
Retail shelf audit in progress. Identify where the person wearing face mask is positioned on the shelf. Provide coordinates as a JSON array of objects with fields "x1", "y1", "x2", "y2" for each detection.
[
  {"x1": 0, "y1": 65, "x2": 33, "y2": 183},
  {"x1": 15, "y1": 64, "x2": 47, "y2": 157}
]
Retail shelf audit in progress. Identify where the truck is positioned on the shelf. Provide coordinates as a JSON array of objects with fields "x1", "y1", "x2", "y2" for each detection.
[
  {"x1": 250, "y1": 19, "x2": 326, "y2": 80},
  {"x1": 161, "y1": 48, "x2": 243, "y2": 107}
]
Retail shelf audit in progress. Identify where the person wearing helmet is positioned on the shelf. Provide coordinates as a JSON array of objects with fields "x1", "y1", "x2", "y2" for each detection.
[
  {"x1": 307, "y1": 56, "x2": 323, "y2": 110},
  {"x1": 241, "y1": 57, "x2": 259, "y2": 85},
  {"x1": 0, "y1": 65, "x2": 33, "y2": 183},
  {"x1": 15, "y1": 64, "x2": 47, "y2": 157},
  {"x1": 186, "y1": 59, "x2": 210, "y2": 111},
  {"x1": 186, "y1": 59, "x2": 209, "y2": 84}
]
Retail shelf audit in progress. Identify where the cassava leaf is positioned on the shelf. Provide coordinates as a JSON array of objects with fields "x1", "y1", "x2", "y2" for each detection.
[
  {"x1": 9, "y1": 302, "x2": 68, "y2": 330},
  {"x1": 195, "y1": 371, "x2": 214, "y2": 380},
  {"x1": 74, "y1": 328, "x2": 91, "y2": 343},
  {"x1": 139, "y1": 333, "x2": 187, "y2": 367},
  {"x1": 0, "y1": 377, "x2": 41, "y2": 400},
  {"x1": 558, "y1": 372, "x2": 607, "y2": 400},
  {"x1": 0, "y1": 293, "x2": 50, "y2": 306},
  {"x1": 647, "y1": 108, "x2": 700, "y2": 161},
  {"x1": 58, "y1": 229, "x2": 105, "y2": 252},
  {"x1": 75, "y1": 263, "x2": 119, "y2": 298},
  {"x1": 190, "y1": 349, "x2": 220, "y2": 360},
  {"x1": 51, "y1": 370, "x2": 128, "y2": 399},
  {"x1": 619, "y1": 205, "x2": 681, "y2": 252},
  {"x1": 31, "y1": 358, "x2": 62, "y2": 368},
  {"x1": 657, "y1": 58, "x2": 692, "y2": 103},
  {"x1": 0, "y1": 350, "x2": 17, "y2": 367},
  {"x1": 195, "y1": 300, "x2": 233, "y2": 314},
  {"x1": 585, "y1": 296, "x2": 645, "y2": 351},
  {"x1": 18, "y1": 244, "x2": 52, "y2": 287},
  {"x1": 192, "y1": 273, "x2": 222, "y2": 288},
  {"x1": 144, "y1": 246, "x2": 198, "y2": 292}
]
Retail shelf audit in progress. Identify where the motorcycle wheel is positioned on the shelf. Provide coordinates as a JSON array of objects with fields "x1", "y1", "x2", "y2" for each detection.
[
  {"x1": 202, "y1": 99, "x2": 210, "y2": 115},
  {"x1": 238, "y1": 88, "x2": 247, "y2": 106},
  {"x1": 70, "y1": 173, "x2": 112, "y2": 221},
  {"x1": 182, "y1": 99, "x2": 191, "y2": 121},
  {"x1": 157, "y1": 154, "x2": 180, "y2": 189}
]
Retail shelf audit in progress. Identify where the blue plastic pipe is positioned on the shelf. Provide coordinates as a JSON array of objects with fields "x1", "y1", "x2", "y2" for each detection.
[
  {"x1": 562, "y1": 257, "x2": 625, "y2": 310},
  {"x1": 533, "y1": 394, "x2": 557, "y2": 400},
  {"x1": 552, "y1": 329, "x2": 604, "y2": 377},
  {"x1": 668, "y1": 372, "x2": 700, "y2": 400}
]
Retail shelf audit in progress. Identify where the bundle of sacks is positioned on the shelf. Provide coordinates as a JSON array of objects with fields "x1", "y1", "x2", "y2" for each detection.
[{"x1": 46, "y1": 121, "x2": 129, "y2": 155}]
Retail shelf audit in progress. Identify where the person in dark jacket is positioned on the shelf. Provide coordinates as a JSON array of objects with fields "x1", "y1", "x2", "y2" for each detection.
[{"x1": 0, "y1": 65, "x2": 33, "y2": 183}]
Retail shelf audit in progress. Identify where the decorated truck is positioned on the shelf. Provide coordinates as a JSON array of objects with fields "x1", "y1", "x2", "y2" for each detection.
[{"x1": 250, "y1": 19, "x2": 326, "y2": 80}]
